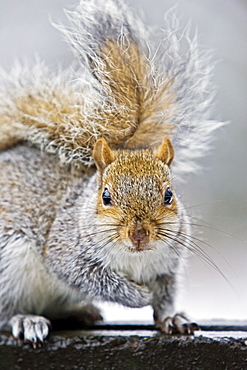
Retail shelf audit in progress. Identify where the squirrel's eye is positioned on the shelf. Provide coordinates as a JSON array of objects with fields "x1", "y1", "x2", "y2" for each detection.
[
  {"x1": 102, "y1": 188, "x2": 113, "y2": 206},
  {"x1": 164, "y1": 187, "x2": 173, "y2": 205}
]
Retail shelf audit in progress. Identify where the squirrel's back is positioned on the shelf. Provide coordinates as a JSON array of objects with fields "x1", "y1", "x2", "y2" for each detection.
[{"x1": 0, "y1": 0, "x2": 222, "y2": 178}]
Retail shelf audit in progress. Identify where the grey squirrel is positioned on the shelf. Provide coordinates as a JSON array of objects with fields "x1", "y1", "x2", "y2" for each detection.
[{"x1": 0, "y1": 0, "x2": 222, "y2": 345}]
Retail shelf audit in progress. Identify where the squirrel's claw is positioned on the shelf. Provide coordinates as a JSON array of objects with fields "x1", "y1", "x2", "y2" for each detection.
[
  {"x1": 9, "y1": 314, "x2": 51, "y2": 347},
  {"x1": 156, "y1": 313, "x2": 199, "y2": 335}
]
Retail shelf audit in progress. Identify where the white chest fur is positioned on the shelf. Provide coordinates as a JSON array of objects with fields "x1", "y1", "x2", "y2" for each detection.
[{"x1": 101, "y1": 242, "x2": 180, "y2": 284}]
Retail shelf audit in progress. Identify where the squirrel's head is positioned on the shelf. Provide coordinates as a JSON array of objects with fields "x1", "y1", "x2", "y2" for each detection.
[{"x1": 93, "y1": 137, "x2": 179, "y2": 253}]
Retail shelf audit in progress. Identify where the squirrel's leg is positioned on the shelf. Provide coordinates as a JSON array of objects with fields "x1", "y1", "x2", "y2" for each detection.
[
  {"x1": 0, "y1": 235, "x2": 54, "y2": 346},
  {"x1": 89, "y1": 268, "x2": 153, "y2": 308},
  {"x1": 0, "y1": 234, "x2": 100, "y2": 346},
  {"x1": 150, "y1": 275, "x2": 198, "y2": 334},
  {"x1": 0, "y1": 237, "x2": 48, "y2": 346},
  {"x1": 50, "y1": 262, "x2": 153, "y2": 309}
]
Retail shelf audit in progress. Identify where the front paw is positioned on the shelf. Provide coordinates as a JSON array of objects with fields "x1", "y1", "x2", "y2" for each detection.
[
  {"x1": 9, "y1": 314, "x2": 51, "y2": 347},
  {"x1": 155, "y1": 313, "x2": 199, "y2": 334}
]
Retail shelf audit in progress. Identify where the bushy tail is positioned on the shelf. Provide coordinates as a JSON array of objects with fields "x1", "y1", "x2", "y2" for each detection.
[{"x1": 0, "y1": 0, "x2": 222, "y2": 176}]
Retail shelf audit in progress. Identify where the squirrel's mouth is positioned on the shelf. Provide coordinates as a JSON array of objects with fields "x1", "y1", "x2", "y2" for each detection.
[
  {"x1": 127, "y1": 242, "x2": 156, "y2": 253},
  {"x1": 128, "y1": 238, "x2": 155, "y2": 253},
  {"x1": 130, "y1": 241, "x2": 152, "y2": 252}
]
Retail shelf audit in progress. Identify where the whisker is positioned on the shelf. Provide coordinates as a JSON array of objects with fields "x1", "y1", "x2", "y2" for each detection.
[
  {"x1": 182, "y1": 200, "x2": 224, "y2": 211},
  {"x1": 94, "y1": 232, "x2": 120, "y2": 250},
  {"x1": 158, "y1": 222, "x2": 236, "y2": 274},
  {"x1": 160, "y1": 228, "x2": 221, "y2": 269},
  {"x1": 158, "y1": 228, "x2": 235, "y2": 290},
  {"x1": 81, "y1": 228, "x2": 120, "y2": 239},
  {"x1": 157, "y1": 233, "x2": 182, "y2": 260},
  {"x1": 158, "y1": 218, "x2": 241, "y2": 241},
  {"x1": 158, "y1": 230, "x2": 214, "y2": 268}
]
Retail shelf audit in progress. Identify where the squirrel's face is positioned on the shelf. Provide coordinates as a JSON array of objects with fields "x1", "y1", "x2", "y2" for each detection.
[{"x1": 93, "y1": 137, "x2": 180, "y2": 253}]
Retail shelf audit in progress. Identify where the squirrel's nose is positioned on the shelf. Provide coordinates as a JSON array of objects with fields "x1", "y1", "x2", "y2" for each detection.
[{"x1": 128, "y1": 225, "x2": 150, "y2": 251}]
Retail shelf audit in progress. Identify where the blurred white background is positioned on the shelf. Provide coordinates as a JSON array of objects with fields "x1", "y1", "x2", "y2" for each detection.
[{"x1": 0, "y1": 0, "x2": 246, "y2": 323}]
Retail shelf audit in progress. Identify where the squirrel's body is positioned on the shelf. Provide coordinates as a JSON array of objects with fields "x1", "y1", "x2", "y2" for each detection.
[{"x1": 0, "y1": 0, "x2": 222, "y2": 345}]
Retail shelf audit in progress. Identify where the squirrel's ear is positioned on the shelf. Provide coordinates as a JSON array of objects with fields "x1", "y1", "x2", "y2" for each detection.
[
  {"x1": 93, "y1": 138, "x2": 115, "y2": 173},
  {"x1": 156, "y1": 136, "x2": 174, "y2": 167}
]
